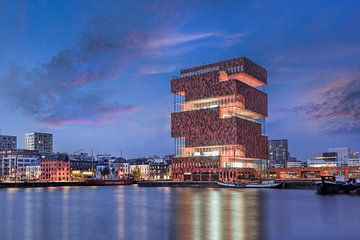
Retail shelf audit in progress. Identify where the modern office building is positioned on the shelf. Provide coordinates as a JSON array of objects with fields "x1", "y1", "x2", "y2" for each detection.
[
  {"x1": 0, "y1": 135, "x2": 17, "y2": 151},
  {"x1": 25, "y1": 132, "x2": 53, "y2": 153},
  {"x1": 286, "y1": 160, "x2": 306, "y2": 168},
  {"x1": 328, "y1": 147, "x2": 351, "y2": 166},
  {"x1": 0, "y1": 150, "x2": 39, "y2": 180},
  {"x1": 348, "y1": 158, "x2": 360, "y2": 167},
  {"x1": 171, "y1": 56, "x2": 268, "y2": 181},
  {"x1": 268, "y1": 139, "x2": 289, "y2": 168},
  {"x1": 307, "y1": 152, "x2": 338, "y2": 167}
]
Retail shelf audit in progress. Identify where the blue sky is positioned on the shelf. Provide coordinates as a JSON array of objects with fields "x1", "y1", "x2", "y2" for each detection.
[{"x1": 0, "y1": 0, "x2": 359, "y2": 159}]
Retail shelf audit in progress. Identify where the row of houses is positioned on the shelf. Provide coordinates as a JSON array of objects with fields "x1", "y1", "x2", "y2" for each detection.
[{"x1": 0, "y1": 150, "x2": 172, "y2": 182}]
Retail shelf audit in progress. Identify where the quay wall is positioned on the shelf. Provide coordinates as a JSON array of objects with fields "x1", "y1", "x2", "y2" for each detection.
[
  {"x1": 137, "y1": 181, "x2": 316, "y2": 189},
  {"x1": 0, "y1": 180, "x2": 317, "y2": 189},
  {"x1": 138, "y1": 181, "x2": 219, "y2": 188},
  {"x1": 0, "y1": 182, "x2": 87, "y2": 188}
]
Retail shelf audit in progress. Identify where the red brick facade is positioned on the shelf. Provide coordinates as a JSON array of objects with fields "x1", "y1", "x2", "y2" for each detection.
[
  {"x1": 171, "y1": 71, "x2": 267, "y2": 116},
  {"x1": 171, "y1": 56, "x2": 268, "y2": 181},
  {"x1": 180, "y1": 56, "x2": 267, "y2": 84},
  {"x1": 40, "y1": 160, "x2": 71, "y2": 182},
  {"x1": 171, "y1": 109, "x2": 267, "y2": 159}
]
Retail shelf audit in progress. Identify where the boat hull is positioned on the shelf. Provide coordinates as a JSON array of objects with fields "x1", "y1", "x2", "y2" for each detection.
[
  {"x1": 245, "y1": 183, "x2": 282, "y2": 188},
  {"x1": 217, "y1": 182, "x2": 281, "y2": 189},
  {"x1": 217, "y1": 182, "x2": 244, "y2": 188},
  {"x1": 316, "y1": 181, "x2": 339, "y2": 194}
]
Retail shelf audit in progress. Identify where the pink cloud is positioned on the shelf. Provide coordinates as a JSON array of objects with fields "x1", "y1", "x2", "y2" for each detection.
[{"x1": 44, "y1": 105, "x2": 141, "y2": 127}]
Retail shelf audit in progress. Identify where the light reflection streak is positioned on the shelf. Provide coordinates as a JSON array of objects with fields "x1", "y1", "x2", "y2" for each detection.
[
  {"x1": 62, "y1": 187, "x2": 70, "y2": 240},
  {"x1": 6, "y1": 188, "x2": 15, "y2": 240},
  {"x1": 24, "y1": 188, "x2": 33, "y2": 240},
  {"x1": 192, "y1": 193, "x2": 201, "y2": 240},
  {"x1": 209, "y1": 190, "x2": 221, "y2": 240},
  {"x1": 232, "y1": 191, "x2": 244, "y2": 240},
  {"x1": 116, "y1": 187, "x2": 125, "y2": 239}
]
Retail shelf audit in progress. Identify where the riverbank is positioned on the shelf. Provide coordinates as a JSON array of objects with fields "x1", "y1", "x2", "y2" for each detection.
[
  {"x1": 0, "y1": 181, "x2": 87, "y2": 188},
  {"x1": 138, "y1": 180, "x2": 317, "y2": 189},
  {"x1": 138, "y1": 181, "x2": 219, "y2": 188},
  {"x1": 0, "y1": 180, "x2": 317, "y2": 189}
]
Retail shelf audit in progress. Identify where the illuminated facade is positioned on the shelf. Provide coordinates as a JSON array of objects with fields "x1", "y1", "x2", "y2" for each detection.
[
  {"x1": 171, "y1": 56, "x2": 268, "y2": 181},
  {"x1": 40, "y1": 154, "x2": 70, "y2": 182}
]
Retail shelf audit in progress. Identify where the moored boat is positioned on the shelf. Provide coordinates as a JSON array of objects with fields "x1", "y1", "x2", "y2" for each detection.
[
  {"x1": 316, "y1": 176, "x2": 339, "y2": 194},
  {"x1": 217, "y1": 181, "x2": 245, "y2": 188},
  {"x1": 217, "y1": 180, "x2": 281, "y2": 189},
  {"x1": 245, "y1": 181, "x2": 282, "y2": 188}
]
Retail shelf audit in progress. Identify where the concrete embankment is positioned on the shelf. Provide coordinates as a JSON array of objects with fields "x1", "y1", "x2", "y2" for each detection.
[
  {"x1": 0, "y1": 180, "x2": 317, "y2": 189},
  {"x1": 0, "y1": 181, "x2": 87, "y2": 188},
  {"x1": 137, "y1": 181, "x2": 219, "y2": 188},
  {"x1": 280, "y1": 180, "x2": 316, "y2": 189},
  {"x1": 138, "y1": 180, "x2": 317, "y2": 189}
]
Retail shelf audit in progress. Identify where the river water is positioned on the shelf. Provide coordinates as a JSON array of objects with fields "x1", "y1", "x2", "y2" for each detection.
[{"x1": 0, "y1": 186, "x2": 359, "y2": 240}]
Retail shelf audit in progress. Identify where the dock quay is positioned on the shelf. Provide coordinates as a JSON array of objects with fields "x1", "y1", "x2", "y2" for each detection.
[
  {"x1": 137, "y1": 181, "x2": 219, "y2": 188},
  {"x1": 137, "y1": 180, "x2": 316, "y2": 189},
  {"x1": 0, "y1": 181, "x2": 87, "y2": 188},
  {"x1": 0, "y1": 180, "x2": 317, "y2": 189}
]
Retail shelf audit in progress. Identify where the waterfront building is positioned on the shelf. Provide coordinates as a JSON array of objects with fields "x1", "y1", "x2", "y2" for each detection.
[
  {"x1": 40, "y1": 153, "x2": 70, "y2": 182},
  {"x1": 307, "y1": 152, "x2": 338, "y2": 167},
  {"x1": 70, "y1": 160, "x2": 95, "y2": 179},
  {"x1": 348, "y1": 158, "x2": 360, "y2": 167},
  {"x1": 25, "y1": 132, "x2": 53, "y2": 153},
  {"x1": 171, "y1": 56, "x2": 268, "y2": 181},
  {"x1": 25, "y1": 165, "x2": 41, "y2": 181},
  {"x1": 117, "y1": 161, "x2": 130, "y2": 176},
  {"x1": 149, "y1": 162, "x2": 171, "y2": 180},
  {"x1": 286, "y1": 160, "x2": 306, "y2": 168},
  {"x1": 0, "y1": 150, "x2": 39, "y2": 180},
  {"x1": 328, "y1": 147, "x2": 351, "y2": 166},
  {"x1": 96, "y1": 153, "x2": 113, "y2": 164},
  {"x1": 0, "y1": 135, "x2": 17, "y2": 151},
  {"x1": 130, "y1": 161, "x2": 150, "y2": 180},
  {"x1": 268, "y1": 139, "x2": 289, "y2": 168},
  {"x1": 268, "y1": 166, "x2": 360, "y2": 180},
  {"x1": 69, "y1": 153, "x2": 96, "y2": 179},
  {"x1": 110, "y1": 158, "x2": 126, "y2": 172},
  {"x1": 96, "y1": 164, "x2": 108, "y2": 177}
]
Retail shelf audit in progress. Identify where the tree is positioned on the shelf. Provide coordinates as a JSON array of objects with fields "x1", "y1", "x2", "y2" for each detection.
[{"x1": 132, "y1": 167, "x2": 141, "y2": 179}]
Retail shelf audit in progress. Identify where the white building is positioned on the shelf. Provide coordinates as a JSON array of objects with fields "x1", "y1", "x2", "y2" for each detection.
[
  {"x1": 286, "y1": 161, "x2": 306, "y2": 168},
  {"x1": 130, "y1": 163, "x2": 150, "y2": 180},
  {"x1": 0, "y1": 135, "x2": 17, "y2": 151},
  {"x1": 1, "y1": 156, "x2": 39, "y2": 180},
  {"x1": 307, "y1": 159, "x2": 337, "y2": 168},
  {"x1": 348, "y1": 158, "x2": 360, "y2": 167},
  {"x1": 26, "y1": 165, "x2": 41, "y2": 181},
  {"x1": 328, "y1": 147, "x2": 351, "y2": 166},
  {"x1": 25, "y1": 132, "x2": 53, "y2": 153}
]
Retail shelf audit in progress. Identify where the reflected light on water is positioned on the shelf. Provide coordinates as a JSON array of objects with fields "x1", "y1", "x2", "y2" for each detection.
[
  {"x1": 172, "y1": 189, "x2": 262, "y2": 240},
  {"x1": 116, "y1": 187, "x2": 125, "y2": 239},
  {"x1": 1, "y1": 187, "x2": 264, "y2": 240}
]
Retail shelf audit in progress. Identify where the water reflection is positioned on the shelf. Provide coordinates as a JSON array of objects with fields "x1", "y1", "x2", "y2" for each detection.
[
  {"x1": 7, "y1": 187, "x2": 360, "y2": 240},
  {"x1": 0, "y1": 187, "x2": 263, "y2": 240},
  {"x1": 169, "y1": 189, "x2": 263, "y2": 240}
]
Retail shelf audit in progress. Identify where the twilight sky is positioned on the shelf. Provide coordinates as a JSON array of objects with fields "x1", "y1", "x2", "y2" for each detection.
[{"x1": 0, "y1": 0, "x2": 359, "y2": 159}]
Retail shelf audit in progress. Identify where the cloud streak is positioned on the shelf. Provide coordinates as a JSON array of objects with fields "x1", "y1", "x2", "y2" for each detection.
[
  {"x1": 0, "y1": 14, "x2": 248, "y2": 126},
  {"x1": 293, "y1": 77, "x2": 360, "y2": 134}
]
